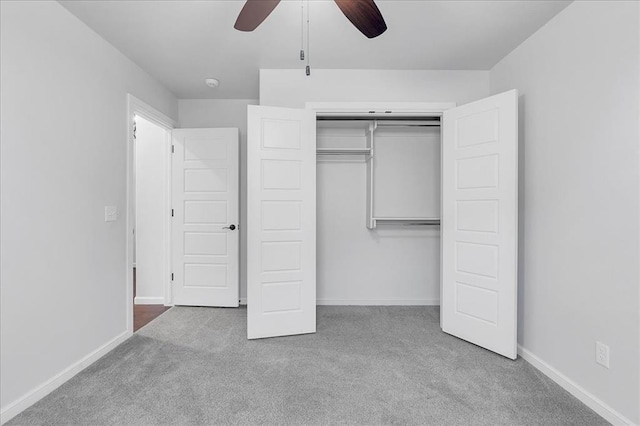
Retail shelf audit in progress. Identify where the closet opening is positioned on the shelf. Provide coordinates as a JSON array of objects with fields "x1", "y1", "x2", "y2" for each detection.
[{"x1": 315, "y1": 113, "x2": 442, "y2": 306}]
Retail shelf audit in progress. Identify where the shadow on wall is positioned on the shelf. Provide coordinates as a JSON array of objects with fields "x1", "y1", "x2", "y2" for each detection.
[{"x1": 517, "y1": 93, "x2": 526, "y2": 347}]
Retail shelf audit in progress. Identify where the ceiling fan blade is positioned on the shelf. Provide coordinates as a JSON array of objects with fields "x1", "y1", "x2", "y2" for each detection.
[
  {"x1": 334, "y1": 0, "x2": 387, "y2": 39},
  {"x1": 234, "y1": 0, "x2": 281, "y2": 32}
]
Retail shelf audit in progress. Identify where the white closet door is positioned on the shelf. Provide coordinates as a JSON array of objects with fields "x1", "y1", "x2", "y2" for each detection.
[
  {"x1": 247, "y1": 105, "x2": 316, "y2": 339},
  {"x1": 441, "y1": 90, "x2": 518, "y2": 359},
  {"x1": 171, "y1": 128, "x2": 239, "y2": 307}
]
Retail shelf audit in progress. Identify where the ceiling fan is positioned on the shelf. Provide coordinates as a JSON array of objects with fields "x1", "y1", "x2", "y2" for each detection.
[{"x1": 234, "y1": 0, "x2": 387, "y2": 39}]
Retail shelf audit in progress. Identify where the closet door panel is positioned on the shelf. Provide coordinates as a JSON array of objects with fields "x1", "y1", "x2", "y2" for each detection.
[
  {"x1": 247, "y1": 105, "x2": 316, "y2": 339},
  {"x1": 441, "y1": 90, "x2": 518, "y2": 359}
]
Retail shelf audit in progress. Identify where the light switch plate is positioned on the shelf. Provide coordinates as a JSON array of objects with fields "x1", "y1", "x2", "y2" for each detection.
[{"x1": 105, "y1": 206, "x2": 118, "y2": 222}]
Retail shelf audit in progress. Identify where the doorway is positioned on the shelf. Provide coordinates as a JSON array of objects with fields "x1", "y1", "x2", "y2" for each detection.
[
  {"x1": 126, "y1": 94, "x2": 177, "y2": 334},
  {"x1": 133, "y1": 114, "x2": 172, "y2": 330}
]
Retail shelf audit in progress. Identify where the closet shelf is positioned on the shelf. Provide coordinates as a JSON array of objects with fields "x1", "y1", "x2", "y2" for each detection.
[
  {"x1": 316, "y1": 148, "x2": 371, "y2": 156},
  {"x1": 369, "y1": 218, "x2": 441, "y2": 228}
]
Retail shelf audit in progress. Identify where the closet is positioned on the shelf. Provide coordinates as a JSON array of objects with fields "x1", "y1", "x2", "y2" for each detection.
[
  {"x1": 315, "y1": 116, "x2": 442, "y2": 306},
  {"x1": 246, "y1": 91, "x2": 519, "y2": 360}
]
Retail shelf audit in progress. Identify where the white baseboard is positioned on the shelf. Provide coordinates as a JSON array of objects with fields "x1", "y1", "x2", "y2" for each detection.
[
  {"x1": 0, "y1": 330, "x2": 130, "y2": 425},
  {"x1": 134, "y1": 296, "x2": 165, "y2": 305},
  {"x1": 238, "y1": 298, "x2": 439, "y2": 306},
  {"x1": 518, "y1": 345, "x2": 636, "y2": 426}
]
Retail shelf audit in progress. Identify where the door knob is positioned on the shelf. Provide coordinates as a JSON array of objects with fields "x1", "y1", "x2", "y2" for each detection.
[{"x1": 223, "y1": 224, "x2": 236, "y2": 231}]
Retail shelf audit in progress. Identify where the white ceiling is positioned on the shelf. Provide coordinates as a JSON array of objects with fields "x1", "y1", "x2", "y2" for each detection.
[{"x1": 59, "y1": 0, "x2": 571, "y2": 99}]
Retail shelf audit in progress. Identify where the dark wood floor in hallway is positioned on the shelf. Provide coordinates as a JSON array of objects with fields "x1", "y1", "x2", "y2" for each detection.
[
  {"x1": 134, "y1": 304, "x2": 171, "y2": 331},
  {"x1": 133, "y1": 268, "x2": 170, "y2": 332}
]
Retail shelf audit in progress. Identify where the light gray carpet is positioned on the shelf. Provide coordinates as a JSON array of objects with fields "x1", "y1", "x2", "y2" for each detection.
[{"x1": 9, "y1": 306, "x2": 606, "y2": 425}]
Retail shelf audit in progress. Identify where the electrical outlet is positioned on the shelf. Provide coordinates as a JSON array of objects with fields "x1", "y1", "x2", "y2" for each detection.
[{"x1": 595, "y1": 341, "x2": 610, "y2": 369}]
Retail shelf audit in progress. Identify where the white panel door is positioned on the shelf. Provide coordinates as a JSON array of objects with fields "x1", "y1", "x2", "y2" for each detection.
[
  {"x1": 441, "y1": 90, "x2": 518, "y2": 359},
  {"x1": 247, "y1": 105, "x2": 316, "y2": 339},
  {"x1": 171, "y1": 128, "x2": 239, "y2": 307}
]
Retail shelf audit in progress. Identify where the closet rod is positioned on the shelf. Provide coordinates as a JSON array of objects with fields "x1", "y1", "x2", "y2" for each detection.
[
  {"x1": 403, "y1": 220, "x2": 441, "y2": 226},
  {"x1": 373, "y1": 219, "x2": 441, "y2": 226},
  {"x1": 317, "y1": 115, "x2": 440, "y2": 122},
  {"x1": 376, "y1": 121, "x2": 440, "y2": 127},
  {"x1": 316, "y1": 148, "x2": 371, "y2": 155}
]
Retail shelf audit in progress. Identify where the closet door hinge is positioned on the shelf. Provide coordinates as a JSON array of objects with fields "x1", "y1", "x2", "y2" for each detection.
[
  {"x1": 171, "y1": 209, "x2": 174, "y2": 217},
  {"x1": 171, "y1": 145, "x2": 175, "y2": 153},
  {"x1": 171, "y1": 273, "x2": 174, "y2": 281}
]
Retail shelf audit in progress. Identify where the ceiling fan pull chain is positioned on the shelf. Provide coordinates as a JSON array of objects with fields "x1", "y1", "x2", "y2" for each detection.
[{"x1": 300, "y1": 0, "x2": 305, "y2": 60}]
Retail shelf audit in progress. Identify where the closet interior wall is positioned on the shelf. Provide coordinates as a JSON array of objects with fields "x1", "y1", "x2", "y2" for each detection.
[{"x1": 316, "y1": 118, "x2": 441, "y2": 305}]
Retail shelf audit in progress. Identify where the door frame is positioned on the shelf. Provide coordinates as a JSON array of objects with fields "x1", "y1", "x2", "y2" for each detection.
[{"x1": 126, "y1": 94, "x2": 177, "y2": 335}]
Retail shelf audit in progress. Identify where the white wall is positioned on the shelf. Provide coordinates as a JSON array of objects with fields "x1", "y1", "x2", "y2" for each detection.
[
  {"x1": 260, "y1": 69, "x2": 490, "y2": 305},
  {"x1": 0, "y1": 1, "x2": 178, "y2": 421},
  {"x1": 134, "y1": 116, "x2": 170, "y2": 304},
  {"x1": 490, "y1": 2, "x2": 639, "y2": 423},
  {"x1": 178, "y1": 99, "x2": 258, "y2": 301},
  {"x1": 260, "y1": 69, "x2": 490, "y2": 108}
]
